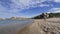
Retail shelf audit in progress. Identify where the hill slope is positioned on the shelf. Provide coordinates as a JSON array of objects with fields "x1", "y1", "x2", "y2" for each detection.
[{"x1": 32, "y1": 13, "x2": 60, "y2": 19}]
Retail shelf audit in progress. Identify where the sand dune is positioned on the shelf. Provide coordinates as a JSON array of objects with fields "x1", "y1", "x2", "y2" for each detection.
[{"x1": 16, "y1": 18, "x2": 60, "y2": 34}]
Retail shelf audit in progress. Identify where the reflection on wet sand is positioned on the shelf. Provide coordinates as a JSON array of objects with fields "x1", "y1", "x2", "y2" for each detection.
[{"x1": 0, "y1": 20, "x2": 33, "y2": 34}]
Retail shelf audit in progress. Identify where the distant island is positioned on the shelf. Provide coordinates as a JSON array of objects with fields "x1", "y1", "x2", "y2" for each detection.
[
  {"x1": 0, "y1": 18, "x2": 5, "y2": 20},
  {"x1": 0, "y1": 17, "x2": 30, "y2": 20}
]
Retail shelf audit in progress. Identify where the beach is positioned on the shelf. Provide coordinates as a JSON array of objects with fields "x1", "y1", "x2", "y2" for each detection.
[
  {"x1": 0, "y1": 18, "x2": 60, "y2": 34},
  {"x1": 16, "y1": 18, "x2": 60, "y2": 34}
]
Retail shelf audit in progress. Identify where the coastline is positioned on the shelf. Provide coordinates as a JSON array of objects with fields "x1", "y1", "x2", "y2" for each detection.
[{"x1": 0, "y1": 20, "x2": 33, "y2": 34}]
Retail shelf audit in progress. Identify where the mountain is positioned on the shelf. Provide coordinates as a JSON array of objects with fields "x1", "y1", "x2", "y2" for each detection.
[
  {"x1": 5, "y1": 17, "x2": 29, "y2": 20},
  {"x1": 0, "y1": 18, "x2": 5, "y2": 20}
]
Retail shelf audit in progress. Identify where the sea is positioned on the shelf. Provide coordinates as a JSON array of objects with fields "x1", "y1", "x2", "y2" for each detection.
[{"x1": 0, "y1": 20, "x2": 33, "y2": 34}]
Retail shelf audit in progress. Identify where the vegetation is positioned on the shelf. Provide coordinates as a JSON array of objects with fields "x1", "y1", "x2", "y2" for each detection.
[
  {"x1": 32, "y1": 13, "x2": 60, "y2": 19},
  {"x1": 49, "y1": 13, "x2": 60, "y2": 18}
]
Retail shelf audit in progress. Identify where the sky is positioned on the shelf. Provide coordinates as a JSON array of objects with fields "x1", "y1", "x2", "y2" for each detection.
[{"x1": 0, "y1": 0, "x2": 60, "y2": 18}]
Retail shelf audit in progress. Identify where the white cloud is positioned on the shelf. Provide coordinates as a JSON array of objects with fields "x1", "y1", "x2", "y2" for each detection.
[
  {"x1": 0, "y1": 0, "x2": 60, "y2": 18},
  {"x1": 0, "y1": 0, "x2": 51, "y2": 13},
  {"x1": 0, "y1": 0, "x2": 60, "y2": 12},
  {"x1": 54, "y1": 10, "x2": 60, "y2": 13},
  {"x1": 54, "y1": 0, "x2": 60, "y2": 2},
  {"x1": 48, "y1": 8, "x2": 60, "y2": 13},
  {"x1": 39, "y1": 4, "x2": 50, "y2": 7},
  {"x1": 11, "y1": 0, "x2": 50, "y2": 9}
]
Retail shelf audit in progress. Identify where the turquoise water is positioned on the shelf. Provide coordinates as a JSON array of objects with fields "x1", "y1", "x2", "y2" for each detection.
[{"x1": 0, "y1": 20, "x2": 33, "y2": 34}]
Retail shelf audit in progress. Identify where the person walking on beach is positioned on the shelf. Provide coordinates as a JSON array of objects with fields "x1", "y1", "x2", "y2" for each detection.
[{"x1": 42, "y1": 13, "x2": 49, "y2": 21}]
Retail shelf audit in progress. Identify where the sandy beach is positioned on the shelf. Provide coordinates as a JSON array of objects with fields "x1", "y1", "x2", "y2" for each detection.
[{"x1": 16, "y1": 18, "x2": 60, "y2": 34}]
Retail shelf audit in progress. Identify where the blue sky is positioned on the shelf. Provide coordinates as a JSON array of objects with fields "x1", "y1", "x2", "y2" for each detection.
[{"x1": 0, "y1": 0, "x2": 60, "y2": 18}]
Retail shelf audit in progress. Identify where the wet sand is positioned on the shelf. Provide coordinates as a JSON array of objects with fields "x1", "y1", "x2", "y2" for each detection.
[
  {"x1": 16, "y1": 18, "x2": 60, "y2": 34},
  {"x1": 0, "y1": 20, "x2": 33, "y2": 34}
]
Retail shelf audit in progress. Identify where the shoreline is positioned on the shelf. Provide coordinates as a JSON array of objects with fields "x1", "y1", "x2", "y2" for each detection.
[{"x1": 0, "y1": 20, "x2": 33, "y2": 34}]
